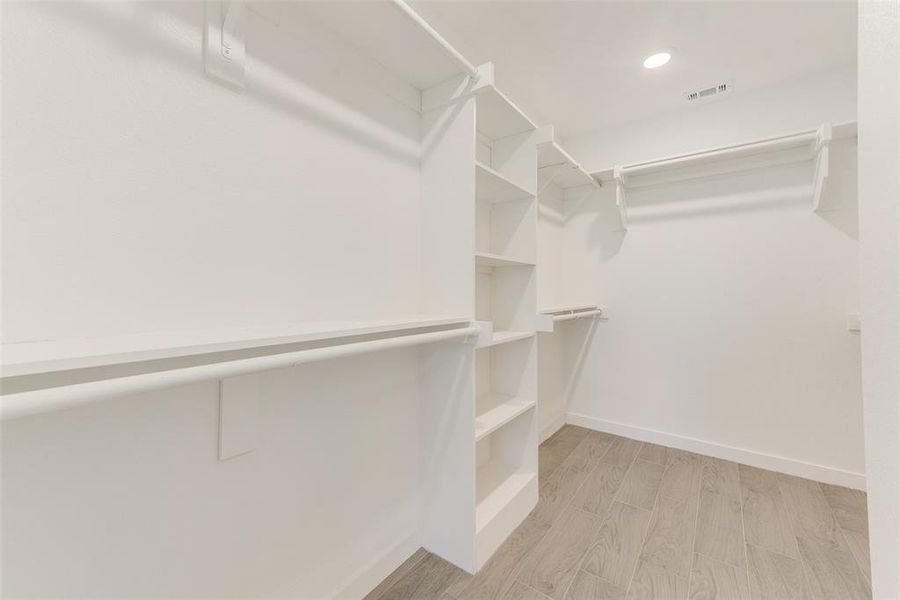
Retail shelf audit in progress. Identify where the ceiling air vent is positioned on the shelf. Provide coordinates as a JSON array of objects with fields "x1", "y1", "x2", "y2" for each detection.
[{"x1": 686, "y1": 81, "x2": 733, "y2": 102}]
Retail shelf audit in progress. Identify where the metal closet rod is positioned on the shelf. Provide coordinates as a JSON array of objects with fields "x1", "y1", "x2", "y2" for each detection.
[
  {"x1": 0, "y1": 325, "x2": 480, "y2": 421},
  {"x1": 388, "y1": 0, "x2": 480, "y2": 80}
]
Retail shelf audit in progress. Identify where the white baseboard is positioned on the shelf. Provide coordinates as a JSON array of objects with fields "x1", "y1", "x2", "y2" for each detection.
[
  {"x1": 540, "y1": 413, "x2": 567, "y2": 443},
  {"x1": 331, "y1": 531, "x2": 421, "y2": 600},
  {"x1": 567, "y1": 412, "x2": 866, "y2": 491}
]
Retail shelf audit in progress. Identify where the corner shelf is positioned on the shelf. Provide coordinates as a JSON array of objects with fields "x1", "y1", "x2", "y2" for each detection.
[
  {"x1": 475, "y1": 395, "x2": 535, "y2": 441},
  {"x1": 537, "y1": 134, "x2": 599, "y2": 190},
  {"x1": 476, "y1": 85, "x2": 536, "y2": 142}
]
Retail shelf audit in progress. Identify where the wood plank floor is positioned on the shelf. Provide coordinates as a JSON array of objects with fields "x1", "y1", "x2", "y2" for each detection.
[{"x1": 366, "y1": 426, "x2": 871, "y2": 600}]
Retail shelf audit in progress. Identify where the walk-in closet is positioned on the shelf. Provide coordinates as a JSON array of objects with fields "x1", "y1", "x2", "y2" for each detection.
[{"x1": 2, "y1": 1, "x2": 898, "y2": 599}]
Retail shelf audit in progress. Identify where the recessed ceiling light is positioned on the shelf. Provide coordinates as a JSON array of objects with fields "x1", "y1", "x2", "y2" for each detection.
[{"x1": 643, "y1": 51, "x2": 672, "y2": 69}]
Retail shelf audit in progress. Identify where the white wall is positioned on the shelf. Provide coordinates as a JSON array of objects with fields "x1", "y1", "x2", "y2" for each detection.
[
  {"x1": 564, "y1": 65, "x2": 857, "y2": 169},
  {"x1": 559, "y1": 66, "x2": 865, "y2": 488},
  {"x1": 2, "y1": 2, "x2": 428, "y2": 597},
  {"x1": 1, "y1": 1, "x2": 421, "y2": 342},
  {"x1": 858, "y1": 2, "x2": 900, "y2": 597}
]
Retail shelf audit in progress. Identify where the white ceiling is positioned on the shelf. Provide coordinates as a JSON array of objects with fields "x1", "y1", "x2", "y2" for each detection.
[{"x1": 408, "y1": 1, "x2": 857, "y2": 139}]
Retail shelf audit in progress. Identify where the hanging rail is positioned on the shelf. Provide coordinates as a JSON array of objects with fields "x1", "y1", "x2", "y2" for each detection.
[
  {"x1": 553, "y1": 309, "x2": 603, "y2": 322},
  {"x1": 388, "y1": 0, "x2": 479, "y2": 80},
  {"x1": 600, "y1": 122, "x2": 855, "y2": 219},
  {"x1": 619, "y1": 127, "x2": 824, "y2": 179},
  {"x1": 1, "y1": 325, "x2": 479, "y2": 421}
]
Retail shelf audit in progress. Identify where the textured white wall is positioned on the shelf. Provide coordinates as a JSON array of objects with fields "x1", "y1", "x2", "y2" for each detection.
[
  {"x1": 1, "y1": 1, "x2": 421, "y2": 342},
  {"x1": 2, "y1": 2, "x2": 426, "y2": 597},
  {"x1": 558, "y1": 68, "x2": 865, "y2": 488},
  {"x1": 564, "y1": 65, "x2": 857, "y2": 169},
  {"x1": 858, "y1": 2, "x2": 900, "y2": 597}
]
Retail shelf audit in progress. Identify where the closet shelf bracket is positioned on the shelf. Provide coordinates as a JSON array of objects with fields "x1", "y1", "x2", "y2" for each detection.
[{"x1": 204, "y1": 1, "x2": 247, "y2": 89}]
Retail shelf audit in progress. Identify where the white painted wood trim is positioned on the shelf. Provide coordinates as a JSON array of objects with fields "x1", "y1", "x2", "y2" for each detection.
[
  {"x1": 540, "y1": 413, "x2": 567, "y2": 444},
  {"x1": 566, "y1": 412, "x2": 866, "y2": 491},
  {"x1": 330, "y1": 530, "x2": 421, "y2": 600}
]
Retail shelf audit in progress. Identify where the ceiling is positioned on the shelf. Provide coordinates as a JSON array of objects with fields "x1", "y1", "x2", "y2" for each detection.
[{"x1": 408, "y1": 1, "x2": 857, "y2": 139}]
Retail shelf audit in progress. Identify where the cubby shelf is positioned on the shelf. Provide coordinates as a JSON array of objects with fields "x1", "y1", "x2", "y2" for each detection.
[
  {"x1": 475, "y1": 396, "x2": 536, "y2": 441},
  {"x1": 420, "y1": 66, "x2": 538, "y2": 573},
  {"x1": 476, "y1": 161, "x2": 535, "y2": 203},
  {"x1": 475, "y1": 251, "x2": 535, "y2": 268}
]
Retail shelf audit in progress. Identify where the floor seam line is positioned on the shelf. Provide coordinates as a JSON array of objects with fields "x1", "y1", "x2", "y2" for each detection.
[
  {"x1": 686, "y1": 454, "x2": 703, "y2": 598},
  {"x1": 618, "y1": 442, "x2": 651, "y2": 597}
]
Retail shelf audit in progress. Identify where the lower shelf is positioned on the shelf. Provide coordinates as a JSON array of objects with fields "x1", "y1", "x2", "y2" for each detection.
[
  {"x1": 475, "y1": 465, "x2": 538, "y2": 569},
  {"x1": 475, "y1": 396, "x2": 535, "y2": 441}
]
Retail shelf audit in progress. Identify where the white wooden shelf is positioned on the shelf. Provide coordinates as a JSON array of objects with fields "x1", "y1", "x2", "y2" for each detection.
[
  {"x1": 1, "y1": 315, "x2": 471, "y2": 377},
  {"x1": 537, "y1": 131, "x2": 599, "y2": 190},
  {"x1": 475, "y1": 464, "x2": 536, "y2": 533},
  {"x1": 476, "y1": 86, "x2": 536, "y2": 141},
  {"x1": 475, "y1": 396, "x2": 536, "y2": 441},
  {"x1": 482, "y1": 330, "x2": 535, "y2": 348},
  {"x1": 475, "y1": 251, "x2": 535, "y2": 268},
  {"x1": 476, "y1": 161, "x2": 535, "y2": 203}
]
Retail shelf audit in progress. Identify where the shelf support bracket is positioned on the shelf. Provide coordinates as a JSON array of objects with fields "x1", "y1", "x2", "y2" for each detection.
[
  {"x1": 613, "y1": 166, "x2": 628, "y2": 231},
  {"x1": 537, "y1": 163, "x2": 569, "y2": 196},
  {"x1": 812, "y1": 123, "x2": 834, "y2": 212},
  {"x1": 205, "y1": 0, "x2": 246, "y2": 90}
]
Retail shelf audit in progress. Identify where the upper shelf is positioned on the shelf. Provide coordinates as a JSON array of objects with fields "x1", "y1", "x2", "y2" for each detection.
[
  {"x1": 256, "y1": 2, "x2": 465, "y2": 91},
  {"x1": 536, "y1": 127, "x2": 599, "y2": 191},
  {"x1": 1, "y1": 316, "x2": 471, "y2": 378},
  {"x1": 476, "y1": 86, "x2": 537, "y2": 141},
  {"x1": 476, "y1": 161, "x2": 535, "y2": 203}
]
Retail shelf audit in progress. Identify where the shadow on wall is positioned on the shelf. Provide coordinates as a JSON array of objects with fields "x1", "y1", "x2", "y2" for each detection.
[
  {"x1": 32, "y1": 1, "x2": 422, "y2": 167},
  {"x1": 562, "y1": 319, "x2": 598, "y2": 409},
  {"x1": 564, "y1": 184, "x2": 626, "y2": 263}
]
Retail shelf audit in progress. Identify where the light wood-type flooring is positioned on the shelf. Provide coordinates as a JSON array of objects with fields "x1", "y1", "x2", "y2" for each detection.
[{"x1": 365, "y1": 425, "x2": 871, "y2": 600}]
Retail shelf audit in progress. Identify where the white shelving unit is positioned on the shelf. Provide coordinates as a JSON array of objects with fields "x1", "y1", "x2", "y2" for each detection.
[
  {"x1": 470, "y1": 77, "x2": 539, "y2": 570},
  {"x1": 420, "y1": 63, "x2": 540, "y2": 573}
]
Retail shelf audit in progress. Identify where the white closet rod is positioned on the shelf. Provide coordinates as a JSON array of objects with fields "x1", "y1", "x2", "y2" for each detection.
[
  {"x1": 622, "y1": 129, "x2": 820, "y2": 177},
  {"x1": 553, "y1": 309, "x2": 603, "y2": 322},
  {"x1": 1, "y1": 325, "x2": 479, "y2": 421},
  {"x1": 388, "y1": 0, "x2": 479, "y2": 80}
]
